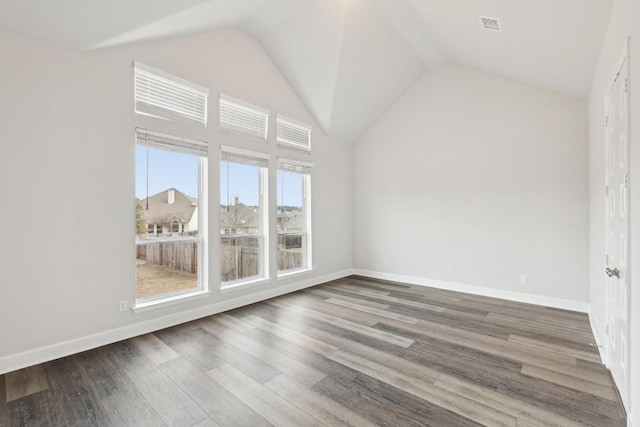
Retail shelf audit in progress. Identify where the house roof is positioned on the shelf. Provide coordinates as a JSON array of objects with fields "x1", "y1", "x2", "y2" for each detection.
[
  {"x1": 220, "y1": 203, "x2": 260, "y2": 230},
  {"x1": 278, "y1": 211, "x2": 304, "y2": 232},
  {"x1": 0, "y1": 0, "x2": 612, "y2": 143},
  {"x1": 140, "y1": 188, "x2": 196, "y2": 225}
]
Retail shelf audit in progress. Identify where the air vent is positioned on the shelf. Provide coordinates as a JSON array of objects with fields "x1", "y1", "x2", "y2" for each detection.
[{"x1": 480, "y1": 16, "x2": 501, "y2": 32}]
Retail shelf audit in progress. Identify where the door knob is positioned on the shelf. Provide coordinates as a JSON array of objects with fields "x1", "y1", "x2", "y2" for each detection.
[{"x1": 606, "y1": 267, "x2": 620, "y2": 278}]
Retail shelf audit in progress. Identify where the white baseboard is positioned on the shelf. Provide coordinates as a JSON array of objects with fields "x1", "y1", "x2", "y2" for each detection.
[
  {"x1": 588, "y1": 308, "x2": 606, "y2": 364},
  {"x1": 0, "y1": 269, "x2": 354, "y2": 375},
  {"x1": 352, "y1": 269, "x2": 590, "y2": 313}
]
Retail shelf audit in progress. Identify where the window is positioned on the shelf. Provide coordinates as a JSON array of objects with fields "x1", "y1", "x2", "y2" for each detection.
[
  {"x1": 220, "y1": 147, "x2": 269, "y2": 285},
  {"x1": 134, "y1": 62, "x2": 209, "y2": 127},
  {"x1": 219, "y1": 95, "x2": 269, "y2": 142},
  {"x1": 277, "y1": 159, "x2": 312, "y2": 274},
  {"x1": 135, "y1": 129, "x2": 208, "y2": 302},
  {"x1": 276, "y1": 115, "x2": 311, "y2": 152}
]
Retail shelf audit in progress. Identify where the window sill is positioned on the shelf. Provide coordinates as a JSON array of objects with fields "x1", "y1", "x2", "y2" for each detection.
[
  {"x1": 220, "y1": 277, "x2": 271, "y2": 294},
  {"x1": 133, "y1": 290, "x2": 212, "y2": 313},
  {"x1": 278, "y1": 268, "x2": 313, "y2": 279}
]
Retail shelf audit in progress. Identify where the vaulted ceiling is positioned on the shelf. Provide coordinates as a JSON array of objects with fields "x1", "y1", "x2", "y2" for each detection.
[{"x1": 0, "y1": 0, "x2": 613, "y2": 142}]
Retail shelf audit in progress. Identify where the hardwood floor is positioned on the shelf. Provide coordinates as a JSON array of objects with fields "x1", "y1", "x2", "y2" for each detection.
[{"x1": 0, "y1": 276, "x2": 626, "y2": 426}]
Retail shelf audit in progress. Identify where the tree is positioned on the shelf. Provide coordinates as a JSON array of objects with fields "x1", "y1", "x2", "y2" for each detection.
[{"x1": 135, "y1": 201, "x2": 146, "y2": 234}]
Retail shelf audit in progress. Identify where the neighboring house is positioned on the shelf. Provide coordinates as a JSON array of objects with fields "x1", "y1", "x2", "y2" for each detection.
[
  {"x1": 277, "y1": 210, "x2": 303, "y2": 232},
  {"x1": 140, "y1": 188, "x2": 198, "y2": 236},
  {"x1": 220, "y1": 197, "x2": 259, "y2": 234}
]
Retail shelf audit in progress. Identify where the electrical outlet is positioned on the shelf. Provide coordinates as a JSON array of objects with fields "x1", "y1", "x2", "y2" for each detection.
[
  {"x1": 520, "y1": 274, "x2": 528, "y2": 284},
  {"x1": 119, "y1": 300, "x2": 128, "y2": 312},
  {"x1": 383, "y1": 258, "x2": 389, "y2": 266}
]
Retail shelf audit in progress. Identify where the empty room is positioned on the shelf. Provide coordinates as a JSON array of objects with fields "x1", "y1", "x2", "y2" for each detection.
[{"x1": 0, "y1": 0, "x2": 638, "y2": 426}]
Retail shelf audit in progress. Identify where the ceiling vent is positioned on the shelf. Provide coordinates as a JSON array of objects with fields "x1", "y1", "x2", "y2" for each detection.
[{"x1": 480, "y1": 16, "x2": 501, "y2": 32}]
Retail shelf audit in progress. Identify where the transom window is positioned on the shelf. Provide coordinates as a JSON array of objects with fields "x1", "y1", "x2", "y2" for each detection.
[
  {"x1": 276, "y1": 115, "x2": 312, "y2": 152},
  {"x1": 219, "y1": 95, "x2": 269, "y2": 142},
  {"x1": 134, "y1": 62, "x2": 209, "y2": 127}
]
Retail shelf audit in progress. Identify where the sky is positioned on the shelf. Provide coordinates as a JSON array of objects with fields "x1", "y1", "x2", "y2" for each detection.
[
  {"x1": 136, "y1": 146, "x2": 198, "y2": 199},
  {"x1": 136, "y1": 146, "x2": 303, "y2": 207}
]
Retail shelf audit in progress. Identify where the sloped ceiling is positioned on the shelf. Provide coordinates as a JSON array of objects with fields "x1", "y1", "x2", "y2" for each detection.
[{"x1": 0, "y1": 0, "x2": 612, "y2": 143}]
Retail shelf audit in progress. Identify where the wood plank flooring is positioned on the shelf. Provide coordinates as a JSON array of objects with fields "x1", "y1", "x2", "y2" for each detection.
[{"x1": 1, "y1": 276, "x2": 626, "y2": 426}]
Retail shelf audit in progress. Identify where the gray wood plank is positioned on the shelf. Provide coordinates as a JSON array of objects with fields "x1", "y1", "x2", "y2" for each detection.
[
  {"x1": 129, "y1": 333, "x2": 180, "y2": 365},
  {"x1": 305, "y1": 288, "x2": 390, "y2": 309},
  {"x1": 313, "y1": 371, "x2": 483, "y2": 427},
  {"x1": 0, "y1": 375, "x2": 6, "y2": 427},
  {"x1": 222, "y1": 303, "x2": 312, "y2": 333},
  {"x1": 244, "y1": 314, "x2": 339, "y2": 355},
  {"x1": 42, "y1": 356, "x2": 112, "y2": 426},
  {"x1": 328, "y1": 349, "x2": 517, "y2": 427},
  {"x1": 211, "y1": 312, "x2": 254, "y2": 333},
  {"x1": 268, "y1": 299, "x2": 415, "y2": 348},
  {"x1": 324, "y1": 298, "x2": 419, "y2": 324},
  {"x1": 520, "y1": 365, "x2": 619, "y2": 402},
  {"x1": 193, "y1": 417, "x2": 222, "y2": 427},
  {"x1": 154, "y1": 327, "x2": 226, "y2": 372},
  {"x1": 109, "y1": 341, "x2": 208, "y2": 427},
  {"x1": 159, "y1": 357, "x2": 271, "y2": 427},
  {"x1": 264, "y1": 374, "x2": 378, "y2": 427},
  {"x1": 5, "y1": 364, "x2": 49, "y2": 402},
  {"x1": 376, "y1": 318, "x2": 578, "y2": 367},
  {"x1": 7, "y1": 389, "x2": 64, "y2": 426},
  {"x1": 278, "y1": 293, "x2": 383, "y2": 326},
  {"x1": 207, "y1": 364, "x2": 323, "y2": 427},
  {"x1": 242, "y1": 327, "x2": 361, "y2": 383},
  {"x1": 508, "y1": 334, "x2": 601, "y2": 363},
  {"x1": 74, "y1": 346, "x2": 167, "y2": 426},
  {"x1": 306, "y1": 327, "x2": 441, "y2": 384},
  {"x1": 434, "y1": 373, "x2": 586, "y2": 427},
  {"x1": 219, "y1": 332, "x2": 326, "y2": 387}
]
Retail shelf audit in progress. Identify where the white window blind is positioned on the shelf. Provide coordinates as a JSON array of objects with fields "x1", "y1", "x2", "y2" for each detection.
[
  {"x1": 134, "y1": 62, "x2": 209, "y2": 128},
  {"x1": 277, "y1": 158, "x2": 313, "y2": 175},
  {"x1": 221, "y1": 146, "x2": 269, "y2": 168},
  {"x1": 219, "y1": 95, "x2": 269, "y2": 141},
  {"x1": 277, "y1": 115, "x2": 311, "y2": 151},
  {"x1": 136, "y1": 128, "x2": 208, "y2": 157}
]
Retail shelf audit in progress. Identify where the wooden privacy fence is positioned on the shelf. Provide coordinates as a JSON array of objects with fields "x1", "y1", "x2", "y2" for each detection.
[
  {"x1": 277, "y1": 249, "x2": 303, "y2": 272},
  {"x1": 221, "y1": 245, "x2": 259, "y2": 282},
  {"x1": 137, "y1": 241, "x2": 303, "y2": 278},
  {"x1": 136, "y1": 241, "x2": 198, "y2": 274},
  {"x1": 220, "y1": 246, "x2": 303, "y2": 281}
]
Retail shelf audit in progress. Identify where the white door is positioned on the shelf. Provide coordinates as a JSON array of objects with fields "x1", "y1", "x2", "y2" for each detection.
[{"x1": 605, "y1": 53, "x2": 630, "y2": 409}]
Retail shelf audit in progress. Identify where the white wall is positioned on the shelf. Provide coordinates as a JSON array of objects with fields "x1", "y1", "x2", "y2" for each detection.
[
  {"x1": 353, "y1": 64, "x2": 589, "y2": 304},
  {"x1": 0, "y1": 28, "x2": 352, "y2": 370},
  {"x1": 588, "y1": 0, "x2": 640, "y2": 422}
]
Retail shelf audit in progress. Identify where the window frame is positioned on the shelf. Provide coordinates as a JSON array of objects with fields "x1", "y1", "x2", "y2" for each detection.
[
  {"x1": 134, "y1": 129, "x2": 209, "y2": 306},
  {"x1": 277, "y1": 158, "x2": 312, "y2": 276},
  {"x1": 219, "y1": 146, "x2": 270, "y2": 288}
]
